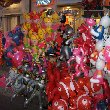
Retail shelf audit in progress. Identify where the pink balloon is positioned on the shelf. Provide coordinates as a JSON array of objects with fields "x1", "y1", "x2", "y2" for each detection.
[
  {"x1": 7, "y1": 48, "x2": 24, "y2": 67},
  {"x1": 4, "y1": 37, "x2": 12, "y2": 50},
  {"x1": 17, "y1": 44, "x2": 25, "y2": 51},
  {"x1": 85, "y1": 18, "x2": 96, "y2": 27},
  {"x1": 104, "y1": 46, "x2": 110, "y2": 62}
]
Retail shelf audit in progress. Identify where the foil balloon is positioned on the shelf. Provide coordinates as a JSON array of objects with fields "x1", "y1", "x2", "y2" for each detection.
[
  {"x1": 60, "y1": 14, "x2": 66, "y2": 23},
  {"x1": 55, "y1": 76, "x2": 77, "y2": 101},
  {"x1": 4, "y1": 37, "x2": 12, "y2": 51},
  {"x1": 67, "y1": 47, "x2": 89, "y2": 78},
  {"x1": 75, "y1": 23, "x2": 96, "y2": 57},
  {"x1": 12, "y1": 33, "x2": 21, "y2": 46},
  {"x1": 46, "y1": 9, "x2": 54, "y2": 16},
  {"x1": 8, "y1": 31, "x2": 13, "y2": 37},
  {"x1": 90, "y1": 57, "x2": 105, "y2": 84},
  {"x1": 65, "y1": 24, "x2": 74, "y2": 35},
  {"x1": 69, "y1": 90, "x2": 92, "y2": 110},
  {"x1": 17, "y1": 44, "x2": 24, "y2": 51},
  {"x1": 52, "y1": 99, "x2": 68, "y2": 110},
  {"x1": 100, "y1": 13, "x2": 110, "y2": 29},
  {"x1": 103, "y1": 46, "x2": 110, "y2": 62},
  {"x1": 91, "y1": 14, "x2": 110, "y2": 41},
  {"x1": 31, "y1": 22, "x2": 38, "y2": 33},
  {"x1": 76, "y1": 94, "x2": 92, "y2": 110},
  {"x1": 77, "y1": 77, "x2": 102, "y2": 96},
  {"x1": 85, "y1": 18, "x2": 96, "y2": 27},
  {"x1": 7, "y1": 48, "x2": 24, "y2": 68}
]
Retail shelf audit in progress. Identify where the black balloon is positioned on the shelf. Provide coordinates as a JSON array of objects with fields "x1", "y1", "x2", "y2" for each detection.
[
  {"x1": 65, "y1": 24, "x2": 74, "y2": 35},
  {"x1": 60, "y1": 14, "x2": 66, "y2": 23},
  {"x1": 46, "y1": 9, "x2": 54, "y2": 16}
]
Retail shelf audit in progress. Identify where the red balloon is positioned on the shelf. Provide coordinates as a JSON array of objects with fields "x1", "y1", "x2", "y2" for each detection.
[
  {"x1": 52, "y1": 99, "x2": 68, "y2": 110},
  {"x1": 7, "y1": 48, "x2": 24, "y2": 68}
]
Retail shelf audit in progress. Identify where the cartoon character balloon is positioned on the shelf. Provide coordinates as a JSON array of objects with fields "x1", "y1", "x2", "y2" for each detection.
[
  {"x1": 68, "y1": 47, "x2": 89, "y2": 78},
  {"x1": 90, "y1": 14, "x2": 110, "y2": 41}
]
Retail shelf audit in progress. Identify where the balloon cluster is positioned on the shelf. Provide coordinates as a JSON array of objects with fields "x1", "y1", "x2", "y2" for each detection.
[
  {"x1": 46, "y1": 13, "x2": 110, "y2": 110},
  {"x1": 3, "y1": 26, "x2": 25, "y2": 67},
  {"x1": 0, "y1": 9, "x2": 110, "y2": 110},
  {"x1": 22, "y1": 9, "x2": 60, "y2": 62}
]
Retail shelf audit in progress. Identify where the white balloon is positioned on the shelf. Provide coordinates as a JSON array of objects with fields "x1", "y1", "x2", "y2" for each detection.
[
  {"x1": 96, "y1": 58, "x2": 105, "y2": 70},
  {"x1": 95, "y1": 40, "x2": 104, "y2": 52},
  {"x1": 100, "y1": 15, "x2": 110, "y2": 28},
  {"x1": 104, "y1": 37, "x2": 110, "y2": 46}
]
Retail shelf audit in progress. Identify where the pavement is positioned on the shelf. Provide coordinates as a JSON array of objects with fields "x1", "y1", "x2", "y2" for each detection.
[
  {"x1": 0, "y1": 93, "x2": 40, "y2": 110},
  {"x1": 0, "y1": 66, "x2": 110, "y2": 110},
  {"x1": 0, "y1": 65, "x2": 47, "y2": 110}
]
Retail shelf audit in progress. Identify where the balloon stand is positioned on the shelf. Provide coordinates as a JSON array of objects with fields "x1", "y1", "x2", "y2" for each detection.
[{"x1": 0, "y1": 9, "x2": 110, "y2": 110}]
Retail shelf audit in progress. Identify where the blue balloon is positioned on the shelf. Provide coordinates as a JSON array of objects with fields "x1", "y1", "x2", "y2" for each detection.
[
  {"x1": 8, "y1": 31, "x2": 13, "y2": 37},
  {"x1": 2, "y1": 37, "x2": 6, "y2": 47},
  {"x1": 12, "y1": 34, "x2": 21, "y2": 46},
  {"x1": 94, "y1": 25, "x2": 105, "y2": 40}
]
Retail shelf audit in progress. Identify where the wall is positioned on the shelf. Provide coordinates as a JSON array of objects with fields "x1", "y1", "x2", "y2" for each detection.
[
  {"x1": 0, "y1": 0, "x2": 30, "y2": 33},
  {"x1": 56, "y1": 0, "x2": 82, "y2": 5}
]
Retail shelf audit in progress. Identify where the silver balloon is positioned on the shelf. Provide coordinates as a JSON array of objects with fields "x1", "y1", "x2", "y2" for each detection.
[{"x1": 65, "y1": 24, "x2": 74, "y2": 35}]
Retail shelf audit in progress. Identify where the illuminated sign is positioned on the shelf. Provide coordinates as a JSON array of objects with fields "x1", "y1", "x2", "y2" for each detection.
[{"x1": 33, "y1": 0, "x2": 54, "y2": 6}]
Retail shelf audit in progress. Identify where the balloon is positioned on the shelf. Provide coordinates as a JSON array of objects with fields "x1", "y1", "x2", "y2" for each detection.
[
  {"x1": 85, "y1": 18, "x2": 96, "y2": 27},
  {"x1": 8, "y1": 31, "x2": 13, "y2": 37},
  {"x1": 65, "y1": 24, "x2": 74, "y2": 35},
  {"x1": 52, "y1": 99, "x2": 68, "y2": 110},
  {"x1": 95, "y1": 40, "x2": 104, "y2": 52},
  {"x1": 46, "y1": 9, "x2": 54, "y2": 16},
  {"x1": 17, "y1": 44, "x2": 24, "y2": 51},
  {"x1": 12, "y1": 34, "x2": 21, "y2": 46},
  {"x1": 68, "y1": 47, "x2": 89, "y2": 77},
  {"x1": 103, "y1": 46, "x2": 110, "y2": 62},
  {"x1": 100, "y1": 14, "x2": 110, "y2": 29},
  {"x1": 4, "y1": 37, "x2": 12, "y2": 50},
  {"x1": 7, "y1": 48, "x2": 24, "y2": 67},
  {"x1": 60, "y1": 14, "x2": 66, "y2": 23}
]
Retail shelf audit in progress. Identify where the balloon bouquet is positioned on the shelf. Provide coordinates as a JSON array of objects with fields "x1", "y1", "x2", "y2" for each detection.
[
  {"x1": 0, "y1": 8, "x2": 110, "y2": 110},
  {"x1": 0, "y1": 26, "x2": 25, "y2": 96},
  {"x1": 47, "y1": 13, "x2": 110, "y2": 110},
  {"x1": 3, "y1": 9, "x2": 61, "y2": 110}
]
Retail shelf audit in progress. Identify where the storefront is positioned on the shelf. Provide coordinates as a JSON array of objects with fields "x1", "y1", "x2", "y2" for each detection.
[
  {"x1": 56, "y1": 0, "x2": 83, "y2": 32},
  {"x1": 0, "y1": 0, "x2": 30, "y2": 33}
]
